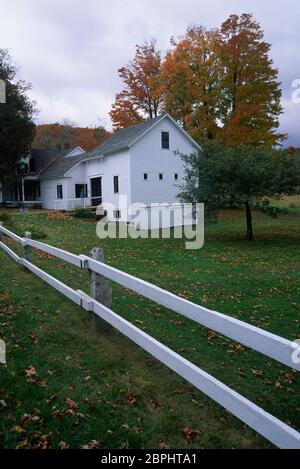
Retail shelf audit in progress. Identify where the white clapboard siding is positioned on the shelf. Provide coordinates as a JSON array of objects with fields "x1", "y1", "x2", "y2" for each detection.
[
  {"x1": 0, "y1": 225, "x2": 23, "y2": 243},
  {"x1": 20, "y1": 259, "x2": 82, "y2": 306},
  {"x1": 23, "y1": 239, "x2": 82, "y2": 267},
  {"x1": 76, "y1": 290, "x2": 300, "y2": 449},
  {"x1": 80, "y1": 256, "x2": 300, "y2": 372},
  {"x1": 0, "y1": 241, "x2": 21, "y2": 263}
]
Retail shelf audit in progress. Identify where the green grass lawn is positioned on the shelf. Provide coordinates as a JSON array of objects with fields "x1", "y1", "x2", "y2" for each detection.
[
  {"x1": 0, "y1": 206, "x2": 299, "y2": 449},
  {"x1": 272, "y1": 195, "x2": 300, "y2": 215}
]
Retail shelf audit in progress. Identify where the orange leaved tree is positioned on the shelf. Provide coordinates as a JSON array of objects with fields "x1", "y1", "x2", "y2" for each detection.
[{"x1": 109, "y1": 40, "x2": 162, "y2": 130}]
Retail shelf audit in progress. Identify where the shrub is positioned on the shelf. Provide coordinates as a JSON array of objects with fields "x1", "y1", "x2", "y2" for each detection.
[
  {"x1": 14, "y1": 227, "x2": 47, "y2": 240},
  {"x1": 30, "y1": 229, "x2": 47, "y2": 240},
  {"x1": 71, "y1": 208, "x2": 95, "y2": 219},
  {"x1": 0, "y1": 212, "x2": 11, "y2": 224}
]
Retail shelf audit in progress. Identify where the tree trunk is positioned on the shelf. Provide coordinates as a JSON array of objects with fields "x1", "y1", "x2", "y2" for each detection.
[{"x1": 245, "y1": 201, "x2": 253, "y2": 241}]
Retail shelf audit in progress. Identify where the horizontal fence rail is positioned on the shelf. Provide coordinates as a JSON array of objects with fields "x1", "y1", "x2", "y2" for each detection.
[
  {"x1": 0, "y1": 222, "x2": 300, "y2": 449},
  {"x1": 80, "y1": 255, "x2": 300, "y2": 373},
  {"x1": 20, "y1": 259, "x2": 82, "y2": 306},
  {"x1": 0, "y1": 240, "x2": 21, "y2": 263},
  {"x1": 0, "y1": 224, "x2": 23, "y2": 243},
  {"x1": 23, "y1": 238, "x2": 83, "y2": 268}
]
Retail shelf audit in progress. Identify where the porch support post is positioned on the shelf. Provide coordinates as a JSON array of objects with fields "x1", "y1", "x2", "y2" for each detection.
[{"x1": 21, "y1": 178, "x2": 25, "y2": 203}]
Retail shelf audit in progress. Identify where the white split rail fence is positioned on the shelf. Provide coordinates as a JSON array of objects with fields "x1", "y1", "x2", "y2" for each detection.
[{"x1": 0, "y1": 221, "x2": 300, "y2": 449}]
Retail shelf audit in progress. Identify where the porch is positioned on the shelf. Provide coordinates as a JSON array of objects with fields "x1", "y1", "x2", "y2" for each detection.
[{"x1": 5, "y1": 177, "x2": 42, "y2": 208}]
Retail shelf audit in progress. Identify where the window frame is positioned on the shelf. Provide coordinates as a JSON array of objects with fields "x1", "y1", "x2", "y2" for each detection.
[
  {"x1": 113, "y1": 175, "x2": 119, "y2": 194},
  {"x1": 75, "y1": 183, "x2": 88, "y2": 199},
  {"x1": 161, "y1": 131, "x2": 170, "y2": 150},
  {"x1": 57, "y1": 184, "x2": 63, "y2": 200}
]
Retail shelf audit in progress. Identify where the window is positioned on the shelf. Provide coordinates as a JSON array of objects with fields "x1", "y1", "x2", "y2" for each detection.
[
  {"x1": 75, "y1": 183, "x2": 87, "y2": 199},
  {"x1": 113, "y1": 175, "x2": 119, "y2": 194},
  {"x1": 113, "y1": 210, "x2": 121, "y2": 219},
  {"x1": 174, "y1": 173, "x2": 178, "y2": 181},
  {"x1": 161, "y1": 131, "x2": 170, "y2": 149},
  {"x1": 143, "y1": 173, "x2": 148, "y2": 181},
  {"x1": 159, "y1": 173, "x2": 163, "y2": 181},
  {"x1": 29, "y1": 158, "x2": 36, "y2": 173},
  {"x1": 57, "y1": 184, "x2": 63, "y2": 200}
]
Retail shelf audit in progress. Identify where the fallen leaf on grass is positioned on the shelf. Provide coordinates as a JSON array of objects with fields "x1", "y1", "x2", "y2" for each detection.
[
  {"x1": 180, "y1": 426, "x2": 200, "y2": 442},
  {"x1": 80, "y1": 440, "x2": 101, "y2": 449},
  {"x1": 16, "y1": 438, "x2": 30, "y2": 448},
  {"x1": 25, "y1": 366, "x2": 37, "y2": 382},
  {"x1": 127, "y1": 393, "x2": 138, "y2": 406},
  {"x1": 58, "y1": 441, "x2": 69, "y2": 449},
  {"x1": 53, "y1": 410, "x2": 65, "y2": 420},
  {"x1": 65, "y1": 398, "x2": 79, "y2": 410},
  {"x1": 149, "y1": 399, "x2": 164, "y2": 410},
  {"x1": 159, "y1": 440, "x2": 171, "y2": 449},
  {"x1": 275, "y1": 380, "x2": 284, "y2": 389},
  {"x1": 31, "y1": 432, "x2": 52, "y2": 449},
  {"x1": 37, "y1": 380, "x2": 48, "y2": 388},
  {"x1": 12, "y1": 425, "x2": 26, "y2": 434},
  {"x1": 0, "y1": 400, "x2": 7, "y2": 409}
]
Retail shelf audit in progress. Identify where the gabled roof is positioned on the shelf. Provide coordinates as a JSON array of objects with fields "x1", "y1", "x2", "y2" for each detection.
[
  {"x1": 64, "y1": 147, "x2": 85, "y2": 158},
  {"x1": 41, "y1": 114, "x2": 200, "y2": 179},
  {"x1": 88, "y1": 113, "x2": 200, "y2": 158},
  {"x1": 37, "y1": 148, "x2": 86, "y2": 179},
  {"x1": 87, "y1": 115, "x2": 165, "y2": 158},
  {"x1": 39, "y1": 152, "x2": 88, "y2": 179}
]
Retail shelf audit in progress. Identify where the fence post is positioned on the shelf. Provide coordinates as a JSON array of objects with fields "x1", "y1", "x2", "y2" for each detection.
[
  {"x1": 24, "y1": 231, "x2": 32, "y2": 261},
  {"x1": 0, "y1": 221, "x2": 3, "y2": 242},
  {"x1": 89, "y1": 247, "x2": 112, "y2": 334}
]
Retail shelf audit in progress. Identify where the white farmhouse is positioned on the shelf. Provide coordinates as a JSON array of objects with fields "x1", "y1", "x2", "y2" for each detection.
[{"x1": 1, "y1": 114, "x2": 200, "y2": 222}]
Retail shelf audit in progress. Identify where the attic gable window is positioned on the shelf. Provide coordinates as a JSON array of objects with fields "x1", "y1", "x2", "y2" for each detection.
[{"x1": 161, "y1": 131, "x2": 170, "y2": 149}]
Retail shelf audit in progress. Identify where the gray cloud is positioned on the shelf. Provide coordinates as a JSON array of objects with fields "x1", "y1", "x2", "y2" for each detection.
[{"x1": 0, "y1": 0, "x2": 299, "y2": 145}]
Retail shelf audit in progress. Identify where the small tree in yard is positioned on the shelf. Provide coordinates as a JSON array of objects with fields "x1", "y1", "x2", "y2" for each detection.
[{"x1": 178, "y1": 141, "x2": 300, "y2": 240}]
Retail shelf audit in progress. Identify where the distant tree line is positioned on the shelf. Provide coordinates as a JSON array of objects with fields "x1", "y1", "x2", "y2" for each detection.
[{"x1": 33, "y1": 121, "x2": 111, "y2": 152}]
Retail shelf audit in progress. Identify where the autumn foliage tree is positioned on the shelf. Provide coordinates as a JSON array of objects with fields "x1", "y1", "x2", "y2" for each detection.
[
  {"x1": 217, "y1": 14, "x2": 284, "y2": 146},
  {"x1": 109, "y1": 40, "x2": 162, "y2": 130},
  {"x1": 155, "y1": 14, "x2": 284, "y2": 146},
  {"x1": 111, "y1": 15, "x2": 284, "y2": 146},
  {"x1": 160, "y1": 27, "x2": 222, "y2": 142}
]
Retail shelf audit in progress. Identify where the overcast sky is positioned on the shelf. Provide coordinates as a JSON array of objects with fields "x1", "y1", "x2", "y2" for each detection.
[{"x1": 0, "y1": 0, "x2": 299, "y2": 146}]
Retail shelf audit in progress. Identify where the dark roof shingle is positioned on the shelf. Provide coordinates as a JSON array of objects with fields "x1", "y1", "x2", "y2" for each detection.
[{"x1": 88, "y1": 115, "x2": 165, "y2": 157}]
